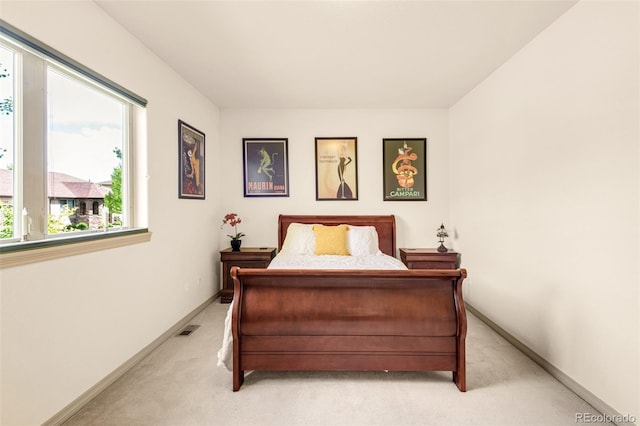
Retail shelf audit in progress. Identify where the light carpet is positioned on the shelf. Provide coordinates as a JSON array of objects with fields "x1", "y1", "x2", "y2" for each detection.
[{"x1": 64, "y1": 300, "x2": 604, "y2": 426}]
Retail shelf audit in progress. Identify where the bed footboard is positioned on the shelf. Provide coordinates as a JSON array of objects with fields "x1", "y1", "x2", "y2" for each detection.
[{"x1": 231, "y1": 267, "x2": 468, "y2": 391}]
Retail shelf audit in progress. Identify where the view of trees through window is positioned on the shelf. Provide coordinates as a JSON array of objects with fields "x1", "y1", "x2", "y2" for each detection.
[
  {"x1": 46, "y1": 67, "x2": 126, "y2": 235},
  {"x1": 0, "y1": 44, "x2": 15, "y2": 239},
  {"x1": 0, "y1": 41, "x2": 128, "y2": 242}
]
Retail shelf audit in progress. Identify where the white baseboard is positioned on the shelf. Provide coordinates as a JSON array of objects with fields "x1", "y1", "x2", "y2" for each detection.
[
  {"x1": 43, "y1": 294, "x2": 217, "y2": 426},
  {"x1": 466, "y1": 303, "x2": 636, "y2": 426}
]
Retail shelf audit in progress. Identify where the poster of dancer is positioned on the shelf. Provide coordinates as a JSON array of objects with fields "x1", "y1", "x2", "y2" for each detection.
[
  {"x1": 382, "y1": 138, "x2": 427, "y2": 201},
  {"x1": 243, "y1": 138, "x2": 289, "y2": 197},
  {"x1": 178, "y1": 120, "x2": 205, "y2": 200},
  {"x1": 315, "y1": 137, "x2": 358, "y2": 201}
]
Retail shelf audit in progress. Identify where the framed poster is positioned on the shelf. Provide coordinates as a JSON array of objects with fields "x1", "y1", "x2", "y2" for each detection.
[
  {"x1": 242, "y1": 138, "x2": 289, "y2": 197},
  {"x1": 315, "y1": 137, "x2": 358, "y2": 200},
  {"x1": 382, "y1": 138, "x2": 427, "y2": 201},
  {"x1": 178, "y1": 120, "x2": 205, "y2": 199}
]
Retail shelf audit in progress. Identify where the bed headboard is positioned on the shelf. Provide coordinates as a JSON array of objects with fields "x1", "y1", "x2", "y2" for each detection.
[{"x1": 278, "y1": 215, "x2": 396, "y2": 257}]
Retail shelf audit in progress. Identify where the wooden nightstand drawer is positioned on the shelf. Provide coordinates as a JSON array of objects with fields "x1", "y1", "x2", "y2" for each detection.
[
  {"x1": 220, "y1": 247, "x2": 276, "y2": 303},
  {"x1": 399, "y1": 248, "x2": 460, "y2": 270}
]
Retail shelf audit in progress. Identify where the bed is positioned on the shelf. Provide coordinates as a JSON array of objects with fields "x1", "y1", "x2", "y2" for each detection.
[{"x1": 223, "y1": 214, "x2": 468, "y2": 392}]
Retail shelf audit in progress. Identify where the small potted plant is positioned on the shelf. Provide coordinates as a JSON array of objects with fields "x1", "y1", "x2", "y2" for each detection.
[{"x1": 222, "y1": 213, "x2": 245, "y2": 251}]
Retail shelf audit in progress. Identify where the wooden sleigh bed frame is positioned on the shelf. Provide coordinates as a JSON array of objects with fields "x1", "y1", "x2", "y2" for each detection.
[{"x1": 230, "y1": 215, "x2": 468, "y2": 391}]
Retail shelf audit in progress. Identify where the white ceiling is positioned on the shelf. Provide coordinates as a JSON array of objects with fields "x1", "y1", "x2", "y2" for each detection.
[{"x1": 96, "y1": 0, "x2": 578, "y2": 109}]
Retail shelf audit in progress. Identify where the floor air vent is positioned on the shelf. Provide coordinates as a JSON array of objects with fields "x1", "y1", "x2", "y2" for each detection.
[{"x1": 177, "y1": 324, "x2": 200, "y2": 336}]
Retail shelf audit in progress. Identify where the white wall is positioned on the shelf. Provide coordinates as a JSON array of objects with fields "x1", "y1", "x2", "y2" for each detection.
[
  {"x1": 449, "y1": 0, "x2": 638, "y2": 418},
  {"x1": 5, "y1": 0, "x2": 636, "y2": 424},
  {"x1": 219, "y1": 108, "x2": 451, "y2": 253},
  {"x1": 0, "y1": 2, "x2": 221, "y2": 424}
]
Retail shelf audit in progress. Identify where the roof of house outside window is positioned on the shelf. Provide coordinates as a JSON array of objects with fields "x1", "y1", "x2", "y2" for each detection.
[{"x1": 0, "y1": 169, "x2": 110, "y2": 199}]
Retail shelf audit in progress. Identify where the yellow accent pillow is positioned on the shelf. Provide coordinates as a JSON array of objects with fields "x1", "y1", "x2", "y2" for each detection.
[{"x1": 312, "y1": 225, "x2": 350, "y2": 256}]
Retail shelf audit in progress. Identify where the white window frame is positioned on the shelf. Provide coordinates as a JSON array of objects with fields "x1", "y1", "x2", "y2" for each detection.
[{"x1": 0, "y1": 20, "x2": 150, "y2": 266}]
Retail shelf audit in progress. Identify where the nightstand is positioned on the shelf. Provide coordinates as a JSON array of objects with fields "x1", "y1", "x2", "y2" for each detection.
[
  {"x1": 220, "y1": 247, "x2": 276, "y2": 303},
  {"x1": 399, "y1": 248, "x2": 460, "y2": 270}
]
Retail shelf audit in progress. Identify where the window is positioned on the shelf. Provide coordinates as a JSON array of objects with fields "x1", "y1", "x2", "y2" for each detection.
[
  {"x1": 0, "y1": 21, "x2": 146, "y2": 246},
  {"x1": 0, "y1": 43, "x2": 15, "y2": 240}
]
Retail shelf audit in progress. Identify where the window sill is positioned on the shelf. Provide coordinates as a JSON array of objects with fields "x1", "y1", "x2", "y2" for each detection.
[{"x1": 0, "y1": 228, "x2": 152, "y2": 269}]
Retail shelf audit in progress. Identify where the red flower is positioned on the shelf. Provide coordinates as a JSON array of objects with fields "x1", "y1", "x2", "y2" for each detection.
[{"x1": 221, "y1": 213, "x2": 245, "y2": 240}]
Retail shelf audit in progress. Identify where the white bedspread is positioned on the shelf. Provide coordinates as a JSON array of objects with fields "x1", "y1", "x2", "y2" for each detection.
[
  {"x1": 267, "y1": 251, "x2": 408, "y2": 270},
  {"x1": 216, "y1": 252, "x2": 407, "y2": 370}
]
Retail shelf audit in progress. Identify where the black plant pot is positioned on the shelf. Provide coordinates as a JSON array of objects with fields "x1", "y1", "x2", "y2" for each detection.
[{"x1": 230, "y1": 240, "x2": 242, "y2": 251}]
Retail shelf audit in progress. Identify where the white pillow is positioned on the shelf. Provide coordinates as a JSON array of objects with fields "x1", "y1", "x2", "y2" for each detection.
[
  {"x1": 343, "y1": 225, "x2": 381, "y2": 256},
  {"x1": 279, "y1": 223, "x2": 316, "y2": 255}
]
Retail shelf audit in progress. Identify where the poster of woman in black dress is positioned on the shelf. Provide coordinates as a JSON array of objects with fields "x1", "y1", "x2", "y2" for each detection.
[{"x1": 315, "y1": 137, "x2": 358, "y2": 200}]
